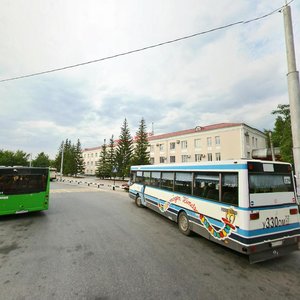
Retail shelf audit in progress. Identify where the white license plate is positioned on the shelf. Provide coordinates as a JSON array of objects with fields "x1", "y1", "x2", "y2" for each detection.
[{"x1": 271, "y1": 240, "x2": 283, "y2": 247}]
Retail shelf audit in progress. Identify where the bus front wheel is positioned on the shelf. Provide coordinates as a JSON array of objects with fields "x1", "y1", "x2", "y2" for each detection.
[
  {"x1": 135, "y1": 195, "x2": 143, "y2": 207},
  {"x1": 178, "y1": 211, "x2": 191, "y2": 236}
]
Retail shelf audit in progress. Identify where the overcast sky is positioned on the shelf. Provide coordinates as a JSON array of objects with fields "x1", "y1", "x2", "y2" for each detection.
[{"x1": 1, "y1": 0, "x2": 300, "y2": 159}]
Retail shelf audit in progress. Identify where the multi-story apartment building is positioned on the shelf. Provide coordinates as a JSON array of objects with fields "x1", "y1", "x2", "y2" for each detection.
[
  {"x1": 82, "y1": 146, "x2": 102, "y2": 175},
  {"x1": 82, "y1": 122, "x2": 266, "y2": 174},
  {"x1": 148, "y1": 123, "x2": 266, "y2": 164}
]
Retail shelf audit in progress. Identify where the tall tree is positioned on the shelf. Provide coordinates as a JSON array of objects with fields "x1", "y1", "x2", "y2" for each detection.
[
  {"x1": 54, "y1": 141, "x2": 64, "y2": 172},
  {"x1": 75, "y1": 139, "x2": 85, "y2": 175},
  {"x1": 63, "y1": 139, "x2": 77, "y2": 175},
  {"x1": 271, "y1": 104, "x2": 293, "y2": 163},
  {"x1": 32, "y1": 152, "x2": 51, "y2": 167},
  {"x1": 108, "y1": 135, "x2": 116, "y2": 178},
  {"x1": 132, "y1": 118, "x2": 150, "y2": 165},
  {"x1": 96, "y1": 140, "x2": 111, "y2": 178},
  {"x1": 54, "y1": 139, "x2": 77, "y2": 175},
  {"x1": 115, "y1": 119, "x2": 133, "y2": 179}
]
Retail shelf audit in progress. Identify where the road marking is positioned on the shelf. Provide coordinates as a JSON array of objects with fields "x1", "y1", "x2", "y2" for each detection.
[{"x1": 50, "y1": 188, "x2": 103, "y2": 194}]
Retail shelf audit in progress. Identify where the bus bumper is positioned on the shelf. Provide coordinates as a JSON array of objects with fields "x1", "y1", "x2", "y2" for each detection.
[{"x1": 248, "y1": 237, "x2": 299, "y2": 264}]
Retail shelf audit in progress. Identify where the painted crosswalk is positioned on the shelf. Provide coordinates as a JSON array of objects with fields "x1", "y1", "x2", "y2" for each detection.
[{"x1": 50, "y1": 188, "x2": 103, "y2": 194}]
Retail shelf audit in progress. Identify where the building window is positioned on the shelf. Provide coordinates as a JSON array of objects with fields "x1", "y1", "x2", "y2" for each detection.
[
  {"x1": 160, "y1": 156, "x2": 165, "y2": 163},
  {"x1": 181, "y1": 140, "x2": 188, "y2": 149},
  {"x1": 194, "y1": 139, "x2": 201, "y2": 148},
  {"x1": 170, "y1": 156, "x2": 176, "y2": 163},
  {"x1": 215, "y1": 136, "x2": 220, "y2": 145},
  {"x1": 216, "y1": 153, "x2": 221, "y2": 161},
  {"x1": 245, "y1": 134, "x2": 250, "y2": 145},
  {"x1": 207, "y1": 153, "x2": 212, "y2": 161},
  {"x1": 95, "y1": 153, "x2": 98, "y2": 157},
  {"x1": 159, "y1": 144, "x2": 164, "y2": 151},
  {"x1": 170, "y1": 142, "x2": 175, "y2": 150},
  {"x1": 182, "y1": 155, "x2": 189, "y2": 162},
  {"x1": 150, "y1": 157, "x2": 155, "y2": 164},
  {"x1": 255, "y1": 138, "x2": 258, "y2": 148},
  {"x1": 207, "y1": 137, "x2": 212, "y2": 147},
  {"x1": 247, "y1": 152, "x2": 251, "y2": 158},
  {"x1": 252, "y1": 137, "x2": 255, "y2": 146},
  {"x1": 195, "y1": 154, "x2": 202, "y2": 162},
  {"x1": 84, "y1": 154, "x2": 86, "y2": 158}
]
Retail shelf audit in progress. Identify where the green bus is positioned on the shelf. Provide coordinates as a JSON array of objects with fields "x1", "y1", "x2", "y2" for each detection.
[{"x1": 0, "y1": 167, "x2": 50, "y2": 216}]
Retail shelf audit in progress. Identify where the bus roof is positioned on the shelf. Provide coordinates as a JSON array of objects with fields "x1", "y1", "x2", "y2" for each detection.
[{"x1": 130, "y1": 160, "x2": 292, "y2": 172}]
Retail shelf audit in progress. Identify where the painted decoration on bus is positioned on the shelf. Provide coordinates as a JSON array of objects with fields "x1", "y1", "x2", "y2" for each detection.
[{"x1": 158, "y1": 195, "x2": 237, "y2": 241}]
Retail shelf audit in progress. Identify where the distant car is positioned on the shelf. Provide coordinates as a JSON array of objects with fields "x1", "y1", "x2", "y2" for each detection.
[{"x1": 121, "y1": 182, "x2": 129, "y2": 191}]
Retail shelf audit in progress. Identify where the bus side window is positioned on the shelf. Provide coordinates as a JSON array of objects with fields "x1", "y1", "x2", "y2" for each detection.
[
  {"x1": 161, "y1": 172, "x2": 174, "y2": 191},
  {"x1": 174, "y1": 172, "x2": 192, "y2": 195},
  {"x1": 194, "y1": 173, "x2": 219, "y2": 201},
  {"x1": 136, "y1": 171, "x2": 144, "y2": 184},
  {"x1": 221, "y1": 173, "x2": 238, "y2": 206},
  {"x1": 144, "y1": 172, "x2": 151, "y2": 185},
  {"x1": 150, "y1": 172, "x2": 161, "y2": 187}
]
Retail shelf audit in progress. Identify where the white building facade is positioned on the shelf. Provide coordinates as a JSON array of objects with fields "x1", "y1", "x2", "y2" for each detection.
[
  {"x1": 82, "y1": 146, "x2": 102, "y2": 175},
  {"x1": 82, "y1": 123, "x2": 266, "y2": 174},
  {"x1": 148, "y1": 123, "x2": 266, "y2": 165}
]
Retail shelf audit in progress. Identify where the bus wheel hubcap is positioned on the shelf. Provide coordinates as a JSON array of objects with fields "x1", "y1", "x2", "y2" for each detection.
[{"x1": 180, "y1": 215, "x2": 188, "y2": 231}]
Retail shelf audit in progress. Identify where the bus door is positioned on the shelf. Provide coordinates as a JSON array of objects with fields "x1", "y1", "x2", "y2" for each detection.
[{"x1": 140, "y1": 171, "x2": 151, "y2": 206}]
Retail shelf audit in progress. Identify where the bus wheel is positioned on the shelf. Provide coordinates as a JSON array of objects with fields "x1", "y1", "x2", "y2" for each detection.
[
  {"x1": 178, "y1": 211, "x2": 191, "y2": 236},
  {"x1": 135, "y1": 195, "x2": 142, "y2": 207}
]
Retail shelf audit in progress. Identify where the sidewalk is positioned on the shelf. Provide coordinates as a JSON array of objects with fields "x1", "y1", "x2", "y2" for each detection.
[{"x1": 55, "y1": 176, "x2": 129, "y2": 192}]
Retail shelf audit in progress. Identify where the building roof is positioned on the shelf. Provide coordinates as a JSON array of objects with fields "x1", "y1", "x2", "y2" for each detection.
[
  {"x1": 83, "y1": 146, "x2": 102, "y2": 152},
  {"x1": 148, "y1": 123, "x2": 242, "y2": 141}
]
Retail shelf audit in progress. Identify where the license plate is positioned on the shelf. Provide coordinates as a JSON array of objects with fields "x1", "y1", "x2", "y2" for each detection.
[{"x1": 271, "y1": 240, "x2": 283, "y2": 247}]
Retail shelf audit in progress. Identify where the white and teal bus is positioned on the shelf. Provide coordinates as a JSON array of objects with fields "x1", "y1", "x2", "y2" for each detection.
[{"x1": 129, "y1": 160, "x2": 300, "y2": 263}]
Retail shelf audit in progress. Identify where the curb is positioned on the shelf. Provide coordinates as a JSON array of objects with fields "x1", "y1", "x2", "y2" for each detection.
[{"x1": 54, "y1": 178, "x2": 127, "y2": 192}]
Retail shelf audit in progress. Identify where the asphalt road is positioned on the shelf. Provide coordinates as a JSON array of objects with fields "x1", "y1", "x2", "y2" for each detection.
[{"x1": 1, "y1": 182, "x2": 300, "y2": 300}]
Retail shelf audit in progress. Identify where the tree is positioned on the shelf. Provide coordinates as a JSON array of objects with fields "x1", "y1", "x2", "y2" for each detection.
[
  {"x1": 271, "y1": 104, "x2": 293, "y2": 163},
  {"x1": 32, "y1": 152, "x2": 51, "y2": 167},
  {"x1": 54, "y1": 139, "x2": 77, "y2": 175},
  {"x1": 108, "y1": 135, "x2": 116, "y2": 178},
  {"x1": 115, "y1": 118, "x2": 133, "y2": 179},
  {"x1": 75, "y1": 139, "x2": 85, "y2": 175},
  {"x1": 132, "y1": 118, "x2": 150, "y2": 165},
  {"x1": 0, "y1": 150, "x2": 30, "y2": 166},
  {"x1": 63, "y1": 139, "x2": 77, "y2": 175},
  {"x1": 54, "y1": 141, "x2": 64, "y2": 171},
  {"x1": 96, "y1": 139, "x2": 111, "y2": 179}
]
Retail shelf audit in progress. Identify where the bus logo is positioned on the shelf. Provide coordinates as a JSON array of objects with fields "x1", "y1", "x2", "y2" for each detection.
[{"x1": 159, "y1": 195, "x2": 237, "y2": 241}]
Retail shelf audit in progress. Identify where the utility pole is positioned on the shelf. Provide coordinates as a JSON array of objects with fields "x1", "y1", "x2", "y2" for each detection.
[
  {"x1": 269, "y1": 132, "x2": 275, "y2": 161},
  {"x1": 60, "y1": 141, "x2": 64, "y2": 181},
  {"x1": 282, "y1": 4, "x2": 300, "y2": 189}
]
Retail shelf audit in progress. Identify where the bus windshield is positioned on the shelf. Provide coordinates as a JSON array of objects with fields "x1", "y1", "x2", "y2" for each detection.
[{"x1": 0, "y1": 169, "x2": 48, "y2": 195}]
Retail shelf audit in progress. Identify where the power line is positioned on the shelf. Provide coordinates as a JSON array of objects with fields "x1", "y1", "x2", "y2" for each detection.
[{"x1": 0, "y1": 1, "x2": 294, "y2": 83}]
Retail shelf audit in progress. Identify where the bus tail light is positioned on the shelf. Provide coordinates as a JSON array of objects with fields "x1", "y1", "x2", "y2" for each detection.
[
  {"x1": 250, "y1": 212, "x2": 260, "y2": 220},
  {"x1": 290, "y1": 208, "x2": 298, "y2": 215}
]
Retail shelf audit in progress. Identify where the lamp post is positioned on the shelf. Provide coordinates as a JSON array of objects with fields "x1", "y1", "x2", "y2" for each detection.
[{"x1": 60, "y1": 141, "x2": 64, "y2": 181}]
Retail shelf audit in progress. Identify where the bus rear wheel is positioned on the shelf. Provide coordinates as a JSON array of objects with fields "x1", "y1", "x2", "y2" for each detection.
[
  {"x1": 178, "y1": 211, "x2": 191, "y2": 236},
  {"x1": 135, "y1": 195, "x2": 142, "y2": 207}
]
